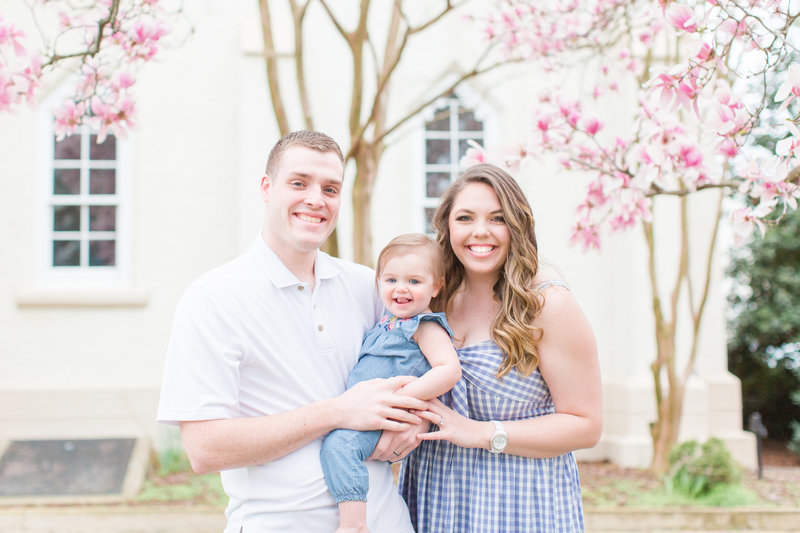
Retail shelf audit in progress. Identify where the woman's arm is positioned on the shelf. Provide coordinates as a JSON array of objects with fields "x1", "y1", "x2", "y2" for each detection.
[
  {"x1": 398, "y1": 320, "x2": 462, "y2": 400},
  {"x1": 418, "y1": 286, "x2": 602, "y2": 458}
]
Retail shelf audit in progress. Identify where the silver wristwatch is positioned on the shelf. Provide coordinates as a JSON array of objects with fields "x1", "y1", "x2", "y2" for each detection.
[{"x1": 488, "y1": 420, "x2": 507, "y2": 454}]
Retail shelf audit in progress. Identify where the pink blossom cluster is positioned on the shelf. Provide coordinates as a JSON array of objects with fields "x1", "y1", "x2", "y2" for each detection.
[
  {"x1": 0, "y1": 15, "x2": 41, "y2": 113},
  {"x1": 1, "y1": 0, "x2": 183, "y2": 142},
  {"x1": 472, "y1": 0, "x2": 800, "y2": 249}
]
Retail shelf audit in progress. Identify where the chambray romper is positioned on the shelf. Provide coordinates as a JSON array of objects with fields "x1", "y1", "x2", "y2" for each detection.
[
  {"x1": 400, "y1": 280, "x2": 585, "y2": 532},
  {"x1": 320, "y1": 312, "x2": 452, "y2": 503}
]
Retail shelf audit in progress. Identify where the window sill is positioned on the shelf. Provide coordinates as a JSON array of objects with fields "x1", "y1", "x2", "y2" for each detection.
[{"x1": 15, "y1": 289, "x2": 149, "y2": 308}]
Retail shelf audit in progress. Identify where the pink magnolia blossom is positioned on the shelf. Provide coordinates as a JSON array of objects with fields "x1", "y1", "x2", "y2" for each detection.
[
  {"x1": 776, "y1": 136, "x2": 800, "y2": 161},
  {"x1": 775, "y1": 64, "x2": 800, "y2": 111},
  {"x1": 718, "y1": 138, "x2": 740, "y2": 157},
  {"x1": 665, "y1": 4, "x2": 699, "y2": 33},
  {"x1": 731, "y1": 204, "x2": 771, "y2": 245},
  {"x1": 583, "y1": 117, "x2": 604, "y2": 135},
  {"x1": 695, "y1": 42, "x2": 713, "y2": 62},
  {"x1": 54, "y1": 101, "x2": 86, "y2": 140},
  {"x1": 460, "y1": 140, "x2": 488, "y2": 168},
  {"x1": 570, "y1": 221, "x2": 601, "y2": 250}
]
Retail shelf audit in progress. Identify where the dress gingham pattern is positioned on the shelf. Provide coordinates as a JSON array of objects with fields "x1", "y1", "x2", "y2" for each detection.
[{"x1": 399, "y1": 291, "x2": 585, "y2": 532}]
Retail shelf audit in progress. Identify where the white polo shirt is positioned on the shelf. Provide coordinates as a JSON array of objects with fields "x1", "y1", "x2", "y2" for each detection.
[{"x1": 157, "y1": 237, "x2": 413, "y2": 533}]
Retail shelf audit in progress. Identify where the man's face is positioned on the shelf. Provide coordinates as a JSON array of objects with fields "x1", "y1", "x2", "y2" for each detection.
[{"x1": 261, "y1": 145, "x2": 344, "y2": 258}]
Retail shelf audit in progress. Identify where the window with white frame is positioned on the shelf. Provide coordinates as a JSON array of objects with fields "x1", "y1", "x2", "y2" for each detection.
[
  {"x1": 48, "y1": 128, "x2": 120, "y2": 272},
  {"x1": 422, "y1": 95, "x2": 485, "y2": 232}
]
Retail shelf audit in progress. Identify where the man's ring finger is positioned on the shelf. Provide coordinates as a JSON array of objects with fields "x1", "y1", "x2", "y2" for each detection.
[
  {"x1": 392, "y1": 450, "x2": 401, "y2": 457},
  {"x1": 439, "y1": 417, "x2": 444, "y2": 427}
]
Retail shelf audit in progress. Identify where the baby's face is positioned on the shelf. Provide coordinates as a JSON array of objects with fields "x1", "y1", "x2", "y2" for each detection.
[{"x1": 378, "y1": 251, "x2": 440, "y2": 319}]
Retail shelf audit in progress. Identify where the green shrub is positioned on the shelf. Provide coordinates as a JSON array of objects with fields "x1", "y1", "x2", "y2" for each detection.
[
  {"x1": 788, "y1": 419, "x2": 800, "y2": 458},
  {"x1": 665, "y1": 438, "x2": 741, "y2": 498}
]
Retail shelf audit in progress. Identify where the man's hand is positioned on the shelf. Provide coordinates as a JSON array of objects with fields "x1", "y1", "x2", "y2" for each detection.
[
  {"x1": 369, "y1": 413, "x2": 430, "y2": 461},
  {"x1": 335, "y1": 376, "x2": 428, "y2": 432}
]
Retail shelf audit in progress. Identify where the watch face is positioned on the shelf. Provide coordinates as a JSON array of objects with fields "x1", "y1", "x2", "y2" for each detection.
[{"x1": 492, "y1": 434, "x2": 508, "y2": 451}]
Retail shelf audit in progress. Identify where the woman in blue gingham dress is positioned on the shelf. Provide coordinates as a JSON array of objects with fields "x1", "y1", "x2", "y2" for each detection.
[
  {"x1": 400, "y1": 330, "x2": 584, "y2": 532},
  {"x1": 393, "y1": 164, "x2": 601, "y2": 533}
]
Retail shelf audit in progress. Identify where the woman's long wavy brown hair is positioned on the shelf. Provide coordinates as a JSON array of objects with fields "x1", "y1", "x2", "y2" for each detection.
[{"x1": 431, "y1": 164, "x2": 544, "y2": 378}]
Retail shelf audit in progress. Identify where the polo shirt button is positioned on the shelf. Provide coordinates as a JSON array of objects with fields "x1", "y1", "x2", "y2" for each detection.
[
  {"x1": 318, "y1": 325, "x2": 324, "y2": 331},
  {"x1": 297, "y1": 285, "x2": 304, "y2": 291}
]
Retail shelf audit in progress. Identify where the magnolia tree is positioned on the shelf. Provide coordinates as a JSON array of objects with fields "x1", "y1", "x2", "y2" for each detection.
[
  {"x1": 0, "y1": 0, "x2": 183, "y2": 142},
  {"x1": 466, "y1": 0, "x2": 800, "y2": 473}
]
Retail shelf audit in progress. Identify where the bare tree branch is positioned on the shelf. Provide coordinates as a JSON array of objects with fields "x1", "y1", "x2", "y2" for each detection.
[
  {"x1": 371, "y1": 52, "x2": 525, "y2": 149},
  {"x1": 40, "y1": 0, "x2": 121, "y2": 69},
  {"x1": 259, "y1": 0, "x2": 290, "y2": 135},
  {"x1": 347, "y1": 1, "x2": 371, "y2": 141},
  {"x1": 290, "y1": 0, "x2": 314, "y2": 130},
  {"x1": 407, "y1": 0, "x2": 466, "y2": 35},
  {"x1": 317, "y1": 0, "x2": 350, "y2": 40}
]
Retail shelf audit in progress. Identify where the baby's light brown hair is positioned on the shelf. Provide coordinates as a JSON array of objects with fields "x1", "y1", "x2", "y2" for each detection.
[{"x1": 376, "y1": 233, "x2": 445, "y2": 284}]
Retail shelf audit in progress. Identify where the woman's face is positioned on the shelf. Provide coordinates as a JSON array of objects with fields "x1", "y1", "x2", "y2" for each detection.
[{"x1": 447, "y1": 182, "x2": 510, "y2": 279}]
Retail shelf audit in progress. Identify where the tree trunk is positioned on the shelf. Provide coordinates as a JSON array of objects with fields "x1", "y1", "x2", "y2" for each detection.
[
  {"x1": 643, "y1": 213, "x2": 688, "y2": 476},
  {"x1": 351, "y1": 144, "x2": 378, "y2": 266},
  {"x1": 321, "y1": 229, "x2": 339, "y2": 257},
  {"x1": 650, "y1": 373, "x2": 685, "y2": 475}
]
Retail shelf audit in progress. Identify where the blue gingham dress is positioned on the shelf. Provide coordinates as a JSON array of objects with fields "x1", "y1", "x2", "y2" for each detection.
[{"x1": 399, "y1": 287, "x2": 584, "y2": 532}]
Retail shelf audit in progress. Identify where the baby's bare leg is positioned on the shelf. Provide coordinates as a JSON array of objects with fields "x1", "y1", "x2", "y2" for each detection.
[{"x1": 335, "y1": 500, "x2": 369, "y2": 533}]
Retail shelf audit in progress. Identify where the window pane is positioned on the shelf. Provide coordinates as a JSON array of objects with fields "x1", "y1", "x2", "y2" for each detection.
[
  {"x1": 89, "y1": 205, "x2": 116, "y2": 231},
  {"x1": 425, "y1": 208, "x2": 437, "y2": 234},
  {"x1": 426, "y1": 172, "x2": 451, "y2": 198},
  {"x1": 89, "y1": 240, "x2": 116, "y2": 266},
  {"x1": 425, "y1": 106, "x2": 451, "y2": 131},
  {"x1": 53, "y1": 240, "x2": 80, "y2": 266},
  {"x1": 53, "y1": 205, "x2": 81, "y2": 231},
  {"x1": 90, "y1": 169, "x2": 116, "y2": 194},
  {"x1": 54, "y1": 135, "x2": 81, "y2": 160},
  {"x1": 459, "y1": 138, "x2": 482, "y2": 159},
  {"x1": 458, "y1": 109, "x2": 483, "y2": 131},
  {"x1": 426, "y1": 139, "x2": 450, "y2": 165},
  {"x1": 90, "y1": 135, "x2": 116, "y2": 160},
  {"x1": 54, "y1": 169, "x2": 80, "y2": 195}
]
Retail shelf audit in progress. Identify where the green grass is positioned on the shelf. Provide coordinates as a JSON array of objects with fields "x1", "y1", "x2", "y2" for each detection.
[
  {"x1": 640, "y1": 484, "x2": 763, "y2": 507},
  {"x1": 582, "y1": 481, "x2": 765, "y2": 508},
  {"x1": 135, "y1": 447, "x2": 226, "y2": 506},
  {"x1": 136, "y1": 473, "x2": 226, "y2": 506}
]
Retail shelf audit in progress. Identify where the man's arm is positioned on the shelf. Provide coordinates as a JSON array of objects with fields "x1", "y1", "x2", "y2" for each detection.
[{"x1": 180, "y1": 375, "x2": 427, "y2": 474}]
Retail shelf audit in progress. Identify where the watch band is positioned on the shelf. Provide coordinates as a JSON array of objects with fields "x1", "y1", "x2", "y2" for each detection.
[{"x1": 489, "y1": 420, "x2": 508, "y2": 454}]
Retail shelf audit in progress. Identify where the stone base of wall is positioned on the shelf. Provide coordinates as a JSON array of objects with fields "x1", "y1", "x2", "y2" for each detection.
[{"x1": 584, "y1": 372, "x2": 757, "y2": 470}]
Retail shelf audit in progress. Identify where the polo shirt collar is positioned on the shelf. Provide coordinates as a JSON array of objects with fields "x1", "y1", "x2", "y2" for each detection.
[{"x1": 253, "y1": 236, "x2": 342, "y2": 288}]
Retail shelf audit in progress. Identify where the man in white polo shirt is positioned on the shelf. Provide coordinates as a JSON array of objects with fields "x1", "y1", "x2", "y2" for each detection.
[{"x1": 157, "y1": 131, "x2": 424, "y2": 532}]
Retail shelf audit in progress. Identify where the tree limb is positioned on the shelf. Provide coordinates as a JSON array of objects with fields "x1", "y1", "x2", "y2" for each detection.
[
  {"x1": 259, "y1": 0, "x2": 290, "y2": 135},
  {"x1": 40, "y1": 0, "x2": 121, "y2": 69},
  {"x1": 369, "y1": 52, "x2": 525, "y2": 150},
  {"x1": 289, "y1": 0, "x2": 314, "y2": 130}
]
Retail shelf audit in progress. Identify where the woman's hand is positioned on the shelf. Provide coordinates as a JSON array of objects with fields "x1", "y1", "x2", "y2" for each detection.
[
  {"x1": 416, "y1": 398, "x2": 491, "y2": 450},
  {"x1": 369, "y1": 415, "x2": 430, "y2": 461}
]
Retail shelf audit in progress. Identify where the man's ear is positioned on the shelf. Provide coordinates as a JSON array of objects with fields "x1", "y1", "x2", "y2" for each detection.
[{"x1": 260, "y1": 175, "x2": 271, "y2": 203}]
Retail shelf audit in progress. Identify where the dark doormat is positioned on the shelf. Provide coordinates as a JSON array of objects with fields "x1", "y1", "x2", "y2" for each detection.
[{"x1": 0, "y1": 438, "x2": 140, "y2": 497}]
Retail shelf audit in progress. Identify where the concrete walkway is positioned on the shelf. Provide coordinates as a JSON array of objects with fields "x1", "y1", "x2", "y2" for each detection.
[
  {"x1": 1, "y1": 505, "x2": 799, "y2": 532},
  {"x1": 0, "y1": 505, "x2": 223, "y2": 533},
  {"x1": 586, "y1": 506, "x2": 800, "y2": 531}
]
